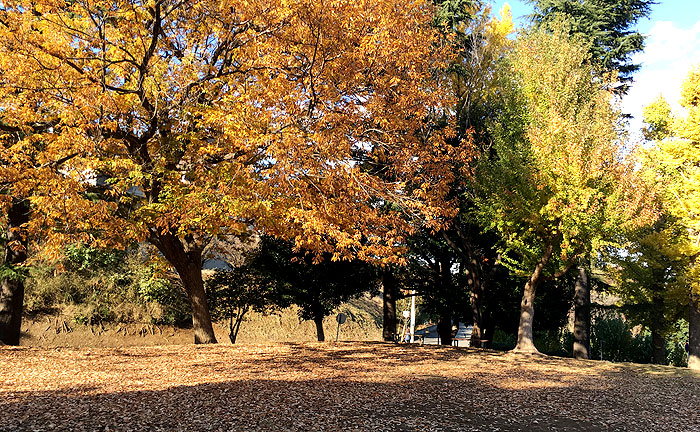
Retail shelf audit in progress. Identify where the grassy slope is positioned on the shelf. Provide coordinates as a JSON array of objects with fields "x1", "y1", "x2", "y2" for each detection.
[
  {"x1": 19, "y1": 296, "x2": 384, "y2": 347},
  {"x1": 1, "y1": 342, "x2": 698, "y2": 431}
]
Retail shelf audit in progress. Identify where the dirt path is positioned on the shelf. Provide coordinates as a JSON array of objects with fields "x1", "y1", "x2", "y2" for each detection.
[{"x1": 1, "y1": 342, "x2": 698, "y2": 431}]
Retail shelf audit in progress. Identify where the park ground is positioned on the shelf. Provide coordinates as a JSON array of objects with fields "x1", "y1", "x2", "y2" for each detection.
[{"x1": 1, "y1": 342, "x2": 698, "y2": 432}]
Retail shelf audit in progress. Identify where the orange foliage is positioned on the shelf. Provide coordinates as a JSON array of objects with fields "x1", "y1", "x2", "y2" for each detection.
[{"x1": 0, "y1": 0, "x2": 462, "y2": 262}]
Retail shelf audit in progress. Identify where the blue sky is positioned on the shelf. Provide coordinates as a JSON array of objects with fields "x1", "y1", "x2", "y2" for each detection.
[{"x1": 497, "y1": 0, "x2": 700, "y2": 137}]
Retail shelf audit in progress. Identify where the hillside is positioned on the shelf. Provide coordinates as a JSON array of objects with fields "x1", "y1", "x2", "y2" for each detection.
[{"x1": 18, "y1": 296, "x2": 384, "y2": 347}]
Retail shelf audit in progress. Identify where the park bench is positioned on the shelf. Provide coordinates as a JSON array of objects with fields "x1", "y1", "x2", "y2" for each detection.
[
  {"x1": 392, "y1": 332, "x2": 425, "y2": 344},
  {"x1": 452, "y1": 323, "x2": 473, "y2": 347},
  {"x1": 452, "y1": 337, "x2": 470, "y2": 347}
]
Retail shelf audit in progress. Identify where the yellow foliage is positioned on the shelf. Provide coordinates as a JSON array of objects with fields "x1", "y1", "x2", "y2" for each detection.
[{"x1": 643, "y1": 64, "x2": 700, "y2": 295}]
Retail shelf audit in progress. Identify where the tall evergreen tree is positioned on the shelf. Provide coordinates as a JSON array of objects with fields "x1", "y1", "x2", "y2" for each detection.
[{"x1": 529, "y1": 0, "x2": 654, "y2": 92}]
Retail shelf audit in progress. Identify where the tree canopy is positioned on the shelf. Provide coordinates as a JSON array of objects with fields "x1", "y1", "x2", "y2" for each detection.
[
  {"x1": 477, "y1": 25, "x2": 655, "y2": 352},
  {"x1": 641, "y1": 65, "x2": 700, "y2": 369},
  {"x1": 0, "y1": 0, "x2": 455, "y2": 343}
]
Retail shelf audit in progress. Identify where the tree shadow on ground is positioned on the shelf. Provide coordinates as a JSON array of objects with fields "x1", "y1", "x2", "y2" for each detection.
[
  {"x1": 1, "y1": 342, "x2": 698, "y2": 431},
  {"x1": 2, "y1": 377, "x2": 614, "y2": 432}
]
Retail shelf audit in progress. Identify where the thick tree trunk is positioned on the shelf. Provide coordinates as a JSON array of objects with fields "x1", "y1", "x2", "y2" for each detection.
[
  {"x1": 314, "y1": 316, "x2": 325, "y2": 342},
  {"x1": 651, "y1": 326, "x2": 665, "y2": 365},
  {"x1": 0, "y1": 199, "x2": 29, "y2": 346},
  {"x1": 651, "y1": 295, "x2": 666, "y2": 365},
  {"x1": 180, "y1": 263, "x2": 218, "y2": 344},
  {"x1": 0, "y1": 278, "x2": 24, "y2": 346},
  {"x1": 437, "y1": 312, "x2": 452, "y2": 346},
  {"x1": 689, "y1": 292, "x2": 700, "y2": 370},
  {"x1": 151, "y1": 232, "x2": 217, "y2": 344},
  {"x1": 382, "y1": 269, "x2": 397, "y2": 342},
  {"x1": 467, "y1": 259, "x2": 485, "y2": 348},
  {"x1": 514, "y1": 243, "x2": 554, "y2": 353},
  {"x1": 470, "y1": 297, "x2": 484, "y2": 347},
  {"x1": 573, "y1": 265, "x2": 590, "y2": 360}
]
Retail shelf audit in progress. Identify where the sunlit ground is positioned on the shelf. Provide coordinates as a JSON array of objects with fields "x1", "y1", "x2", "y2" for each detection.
[{"x1": 1, "y1": 342, "x2": 697, "y2": 431}]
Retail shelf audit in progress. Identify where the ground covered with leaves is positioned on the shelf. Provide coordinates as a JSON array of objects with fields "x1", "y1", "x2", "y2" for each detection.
[{"x1": 1, "y1": 342, "x2": 698, "y2": 431}]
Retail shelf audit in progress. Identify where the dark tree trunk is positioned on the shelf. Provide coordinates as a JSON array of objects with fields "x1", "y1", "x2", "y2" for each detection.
[
  {"x1": 651, "y1": 295, "x2": 666, "y2": 365},
  {"x1": 437, "y1": 312, "x2": 452, "y2": 346},
  {"x1": 461, "y1": 254, "x2": 485, "y2": 348},
  {"x1": 228, "y1": 314, "x2": 236, "y2": 344},
  {"x1": 0, "y1": 277, "x2": 24, "y2": 346},
  {"x1": 514, "y1": 243, "x2": 554, "y2": 353},
  {"x1": 469, "y1": 267, "x2": 484, "y2": 348},
  {"x1": 441, "y1": 231, "x2": 486, "y2": 348},
  {"x1": 228, "y1": 308, "x2": 248, "y2": 344},
  {"x1": 689, "y1": 291, "x2": 700, "y2": 370},
  {"x1": 0, "y1": 199, "x2": 30, "y2": 346},
  {"x1": 651, "y1": 326, "x2": 665, "y2": 365},
  {"x1": 382, "y1": 268, "x2": 397, "y2": 342},
  {"x1": 436, "y1": 254, "x2": 454, "y2": 346},
  {"x1": 573, "y1": 265, "x2": 590, "y2": 360},
  {"x1": 180, "y1": 263, "x2": 217, "y2": 344},
  {"x1": 151, "y1": 232, "x2": 217, "y2": 344},
  {"x1": 314, "y1": 316, "x2": 325, "y2": 342}
]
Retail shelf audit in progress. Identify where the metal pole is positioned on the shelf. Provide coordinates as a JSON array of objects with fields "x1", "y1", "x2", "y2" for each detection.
[{"x1": 410, "y1": 290, "x2": 416, "y2": 343}]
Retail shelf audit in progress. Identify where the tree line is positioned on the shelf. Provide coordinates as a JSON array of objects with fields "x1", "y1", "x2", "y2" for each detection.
[{"x1": 1, "y1": 0, "x2": 698, "y2": 370}]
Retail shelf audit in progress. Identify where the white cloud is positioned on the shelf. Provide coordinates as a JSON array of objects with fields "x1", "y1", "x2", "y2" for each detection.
[{"x1": 622, "y1": 20, "x2": 700, "y2": 139}]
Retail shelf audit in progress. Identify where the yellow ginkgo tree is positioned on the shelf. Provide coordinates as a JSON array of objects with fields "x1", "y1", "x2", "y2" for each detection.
[
  {"x1": 476, "y1": 26, "x2": 656, "y2": 353},
  {"x1": 642, "y1": 66, "x2": 700, "y2": 369}
]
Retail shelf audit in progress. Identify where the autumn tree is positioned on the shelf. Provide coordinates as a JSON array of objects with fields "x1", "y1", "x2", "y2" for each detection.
[
  {"x1": 0, "y1": 128, "x2": 30, "y2": 346},
  {"x1": 641, "y1": 67, "x2": 700, "y2": 369},
  {"x1": 0, "y1": 118, "x2": 115, "y2": 344},
  {"x1": 0, "y1": 0, "x2": 451, "y2": 343},
  {"x1": 476, "y1": 27, "x2": 655, "y2": 353},
  {"x1": 603, "y1": 217, "x2": 689, "y2": 364}
]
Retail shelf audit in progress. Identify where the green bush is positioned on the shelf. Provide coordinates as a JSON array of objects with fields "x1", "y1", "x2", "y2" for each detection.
[
  {"x1": 666, "y1": 320, "x2": 689, "y2": 367},
  {"x1": 138, "y1": 276, "x2": 191, "y2": 326},
  {"x1": 64, "y1": 245, "x2": 124, "y2": 272},
  {"x1": 591, "y1": 314, "x2": 652, "y2": 363},
  {"x1": 535, "y1": 329, "x2": 574, "y2": 357},
  {"x1": 24, "y1": 247, "x2": 192, "y2": 327},
  {"x1": 490, "y1": 329, "x2": 516, "y2": 351}
]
